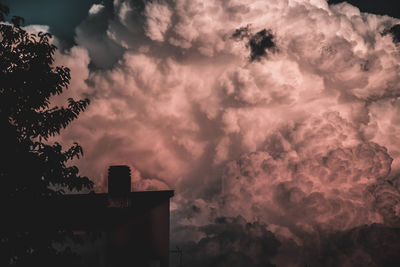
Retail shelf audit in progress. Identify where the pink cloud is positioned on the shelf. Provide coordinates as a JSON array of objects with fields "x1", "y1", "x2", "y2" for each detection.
[{"x1": 51, "y1": 0, "x2": 400, "y2": 256}]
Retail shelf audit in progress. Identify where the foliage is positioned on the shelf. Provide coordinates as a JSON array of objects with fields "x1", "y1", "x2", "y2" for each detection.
[
  {"x1": 0, "y1": 4, "x2": 92, "y2": 198},
  {"x1": 0, "y1": 4, "x2": 92, "y2": 266}
]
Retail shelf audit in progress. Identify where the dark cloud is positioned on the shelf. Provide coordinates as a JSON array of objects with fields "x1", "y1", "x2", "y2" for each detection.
[
  {"x1": 74, "y1": 1, "x2": 125, "y2": 69},
  {"x1": 368, "y1": 179, "x2": 400, "y2": 227},
  {"x1": 387, "y1": 24, "x2": 400, "y2": 44},
  {"x1": 172, "y1": 216, "x2": 280, "y2": 267},
  {"x1": 248, "y1": 29, "x2": 276, "y2": 61},
  {"x1": 272, "y1": 224, "x2": 400, "y2": 267},
  {"x1": 319, "y1": 224, "x2": 400, "y2": 267},
  {"x1": 232, "y1": 26, "x2": 276, "y2": 61}
]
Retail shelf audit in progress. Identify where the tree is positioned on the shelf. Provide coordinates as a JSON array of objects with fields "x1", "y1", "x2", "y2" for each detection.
[{"x1": 0, "y1": 4, "x2": 93, "y2": 266}]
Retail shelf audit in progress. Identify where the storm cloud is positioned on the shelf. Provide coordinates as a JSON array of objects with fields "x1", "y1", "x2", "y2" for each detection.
[{"x1": 47, "y1": 0, "x2": 400, "y2": 265}]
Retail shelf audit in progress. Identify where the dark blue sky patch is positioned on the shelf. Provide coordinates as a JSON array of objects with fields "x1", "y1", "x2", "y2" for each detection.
[
  {"x1": 2, "y1": 0, "x2": 101, "y2": 47},
  {"x1": 328, "y1": 0, "x2": 400, "y2": 18}
]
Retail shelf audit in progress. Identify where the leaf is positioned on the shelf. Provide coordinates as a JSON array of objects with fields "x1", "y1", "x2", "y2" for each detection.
[{"x1": 11, "y1": 16, "x2": 24, "y2": 27}]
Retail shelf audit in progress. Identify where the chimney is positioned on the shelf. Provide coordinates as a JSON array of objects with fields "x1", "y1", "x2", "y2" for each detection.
[{"x1": 108, "y1": 165, "x2": 131, "y2": 196}]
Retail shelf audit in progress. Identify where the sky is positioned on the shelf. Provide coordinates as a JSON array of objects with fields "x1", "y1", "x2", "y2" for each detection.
[
  {"x1": 5, "y1": 0, "x2": 400, "y2": 46},
  {"x1": 2, "y1": 0, "x2": 101, "y2": 46},
  {"x1": 5, "y1": 0, "x2": 400, "y2": 266}
]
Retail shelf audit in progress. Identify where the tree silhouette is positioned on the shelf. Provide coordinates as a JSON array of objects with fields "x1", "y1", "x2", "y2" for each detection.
[{"x1": 0, "y1": 4, "x2": 93, "y2": 266}]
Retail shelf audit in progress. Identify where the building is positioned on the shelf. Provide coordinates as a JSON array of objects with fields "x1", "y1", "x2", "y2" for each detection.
[{"x1": 3, "y1": 165, "x2": 174, "y2": 267}]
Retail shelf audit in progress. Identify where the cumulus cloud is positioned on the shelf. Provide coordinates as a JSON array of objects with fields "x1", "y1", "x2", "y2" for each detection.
[
  {"x1": 22, "y1": 24, "x2": 50, "y2": 34},
  {"x1": 88, "y1": 4, "x2": 104, "y2": 16},
  {"x1": 144, "y1": 2, "x2": 172, "y2": 42},
  {"x1": 74, "y1": 1, "x2": 124, "y2": 68},
  {"x1": 51, "y1": 0, "x2": 400, "y2": 265},
  {"x1": 221, "y1": 132, "x2": 392, "y2": 233}
]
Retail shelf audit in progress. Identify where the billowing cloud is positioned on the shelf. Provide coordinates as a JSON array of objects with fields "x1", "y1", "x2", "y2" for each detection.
[
  {"x1": 144, "y1": 2, "x2": 172, "y2": 42},
  {"x1": 50, "y1": 0, "x2": 400, "y2": 265},
  {"x1": 221, "y1": 132, "x2": 392, "y2": 233}
]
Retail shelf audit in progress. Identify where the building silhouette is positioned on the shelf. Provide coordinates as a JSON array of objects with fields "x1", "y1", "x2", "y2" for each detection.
[{"x1": 2, "y1": 165, "x2": 174, "y2": 267}]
